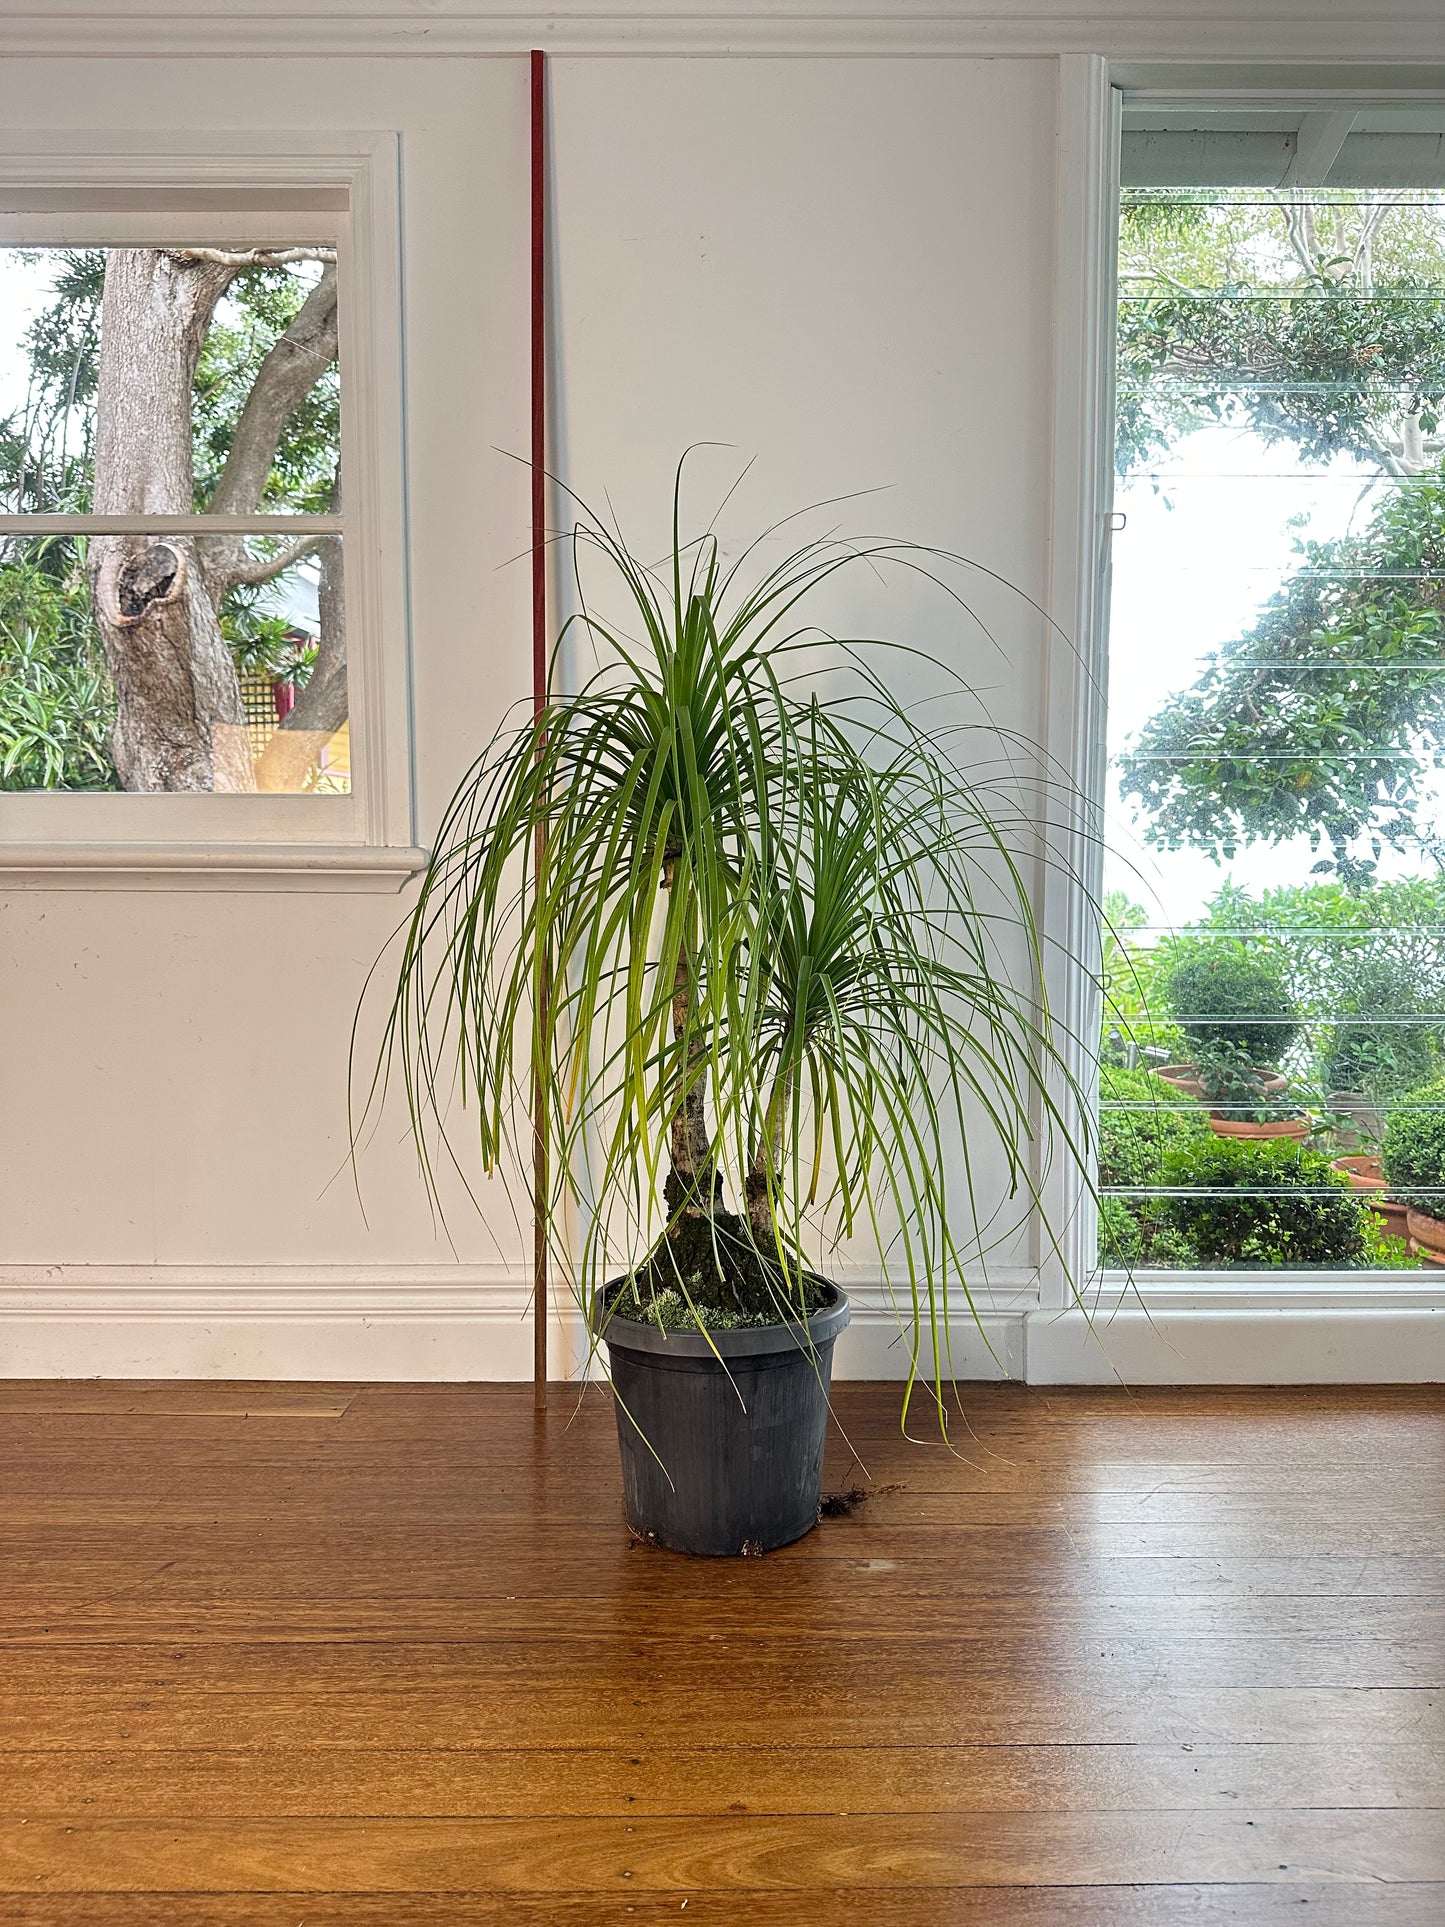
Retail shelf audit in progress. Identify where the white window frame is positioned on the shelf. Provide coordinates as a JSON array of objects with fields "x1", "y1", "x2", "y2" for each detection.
[
  {"x1": 1034, "y1": 58, "x2": 1445, "y2": 1380},
  {"x1": 0, "y1": 129, "x2": 423, "y2": 891}
]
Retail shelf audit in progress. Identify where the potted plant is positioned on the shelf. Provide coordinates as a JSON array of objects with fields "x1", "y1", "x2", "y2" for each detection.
[
  {"x1": 1322, "y1": 1006, "x2": 1435, "y2": 1238},
  {"x1": 1160, "y1": 946, "x2": 1305, "y2": 1139},
  {"x1": 1320, "y1": 952, "x2": 1437, "y2": 1149},
  {"x1": 362, "y1": 469, "x2": 1087, "y2": 1556},
  {"x1": 1381, "y1": 1080, "x2": 1445, "y2": 1265},
  {"x1": 1327, "y1": 1135, "x2": 1411, "y2": 1241},
  {"x1": 1321, "y1": 1081, "x2": 1409, "y2": 1239},
  {"x1": 1322, "y1": 1030, "x2": 1388, "y2": 1150},
  {"x1": 1159, "y1": 1134, "x2": 1374, "y2": 1268}
]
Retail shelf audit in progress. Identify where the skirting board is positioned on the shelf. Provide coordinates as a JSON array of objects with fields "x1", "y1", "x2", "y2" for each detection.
[
  {"x1": 0, "y1": 1266, "x2": 1027, "y2": 1382},
  {"x1": 1025, "y1": 1304, "x2": 1445, "y2": 1384},
  {"x1": 3, "y1": 1267, "x2": 1441, "y2": 1382}
]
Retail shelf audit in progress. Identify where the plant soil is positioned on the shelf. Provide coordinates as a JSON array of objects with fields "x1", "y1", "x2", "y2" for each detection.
[
  {"x1": 612, "y1": 1204, "x2": 828, "y2": 1331},
  {"x1": 818, "y1": 1486, "x2": 870, "y2": 1518}
]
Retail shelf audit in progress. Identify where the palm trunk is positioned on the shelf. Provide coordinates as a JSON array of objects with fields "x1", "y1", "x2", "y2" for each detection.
[
  {"x1": 745, "y1": 1066, "x2": 791, "y2": 1238},
  {"x1": 665, "y1": 922, "x2": 718, "y2": 1219}
]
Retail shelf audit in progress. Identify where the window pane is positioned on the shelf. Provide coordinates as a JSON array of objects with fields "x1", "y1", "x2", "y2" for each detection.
[
  {"x1": 0, "y1": 532, "x2": 347, "y2": 795},
  {"x1": 0, "y1": 245, "x2": 339, "y2": 517},
  {"x1": 1104, "y1": 183, "x2": 1445, "y2": 1273}
]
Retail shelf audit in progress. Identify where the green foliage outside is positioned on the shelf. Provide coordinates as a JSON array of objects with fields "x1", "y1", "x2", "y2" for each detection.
[
  {"x1": 1117, "y1": 189, "x2": 1445, "y2": 477},
  {"x1": 1161, "y1": 943, "x2": 1301, "y2": 1063},
  {"x1": 0, "y1": 553, "x2": 114, "y2": 789},
  {"x1": 1117, "y1": 188, "x2": 1445, "y2": 877},
  {"x1": 1106, "y1": 880, "x2": 1445, "y2": 1107},
  {"x1": 1098, "y1": 1060, "x2": 1420, "y2": 1269},
  {"x1": 193, "y1": 265, "x2": 339, "y2": 516},
  {"x1": 1159, "y1": 1134, "x2": 1373, "y2": 1268},
  {"x1": 1381, "y1": 1080, "x2": 1445, "y2": 1218},
  {"x1": 1102, "y1": 888, "x2": 1187, "y2": 1063},
  {"x1": 1115, "y1": 472, "x2": 1445, "y2": 879},
  {"x1": 1097, "y1": 1063, "x2": 1210, "y2": 1267},
  {"x1": 1101, "y1": 190, "x2": 1445, "y2": 1267},
  {"x1": 1360, "y1": 1220, "x2": 1421, "y2": 1269},
  {"x1": 1193, "y1": 880, "x2": 1445, "y2": 1099}
]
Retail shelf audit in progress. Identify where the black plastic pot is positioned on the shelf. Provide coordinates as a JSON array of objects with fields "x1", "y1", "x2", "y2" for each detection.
[{"x1": 592, "y1": 1282, "x2": 851, "y2": 1556}]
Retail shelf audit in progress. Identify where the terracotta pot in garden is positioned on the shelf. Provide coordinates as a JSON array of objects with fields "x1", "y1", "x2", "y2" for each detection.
[
  {"x1": 1406, "y1": 1208, "x2": 1445, "y2": 1266},
  {"x1": 1155, "y1": 1064, "x2": 1204, "y2": 1098},
  {"x1": 1157, "y1": 1064, "x2": 1287, "y2": 1102},
  {"x1": 1207, "y1": 1112, "x2": 1310, "y2": 1142},
  {"x1": 1376, "y1": 1198, "x2": 1413, "y2": 1241},
  {"x1": 1333, "y1": 1153, "x2": 1385, "y2": 1191},
  {"x1": 1333, "y1": 1156, "x2": 1410, "y2": 1241}
]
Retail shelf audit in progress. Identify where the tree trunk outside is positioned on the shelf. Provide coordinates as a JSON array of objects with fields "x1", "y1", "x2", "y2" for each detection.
[{"x1": 88, "y1": 249, "x2": 255, "y2": 792}]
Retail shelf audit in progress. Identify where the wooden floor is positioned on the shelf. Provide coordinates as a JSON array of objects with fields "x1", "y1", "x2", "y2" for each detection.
[{"x1": 0, "y1": 1382, "x2": 1443, "y2": 1924}]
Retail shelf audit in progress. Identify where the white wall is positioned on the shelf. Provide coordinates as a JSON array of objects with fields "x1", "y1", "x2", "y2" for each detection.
[{"x1": 0, "y1": 44, "x2": 1066, "y2": 1377}]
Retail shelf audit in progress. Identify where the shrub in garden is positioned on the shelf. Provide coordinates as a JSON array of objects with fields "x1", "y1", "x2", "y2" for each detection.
[
  {"x1": 1100, "y1": 1065, "x2": 1209, "y2": 1186},
  {"x1": 1098, "y1": 1195, "x2": 1146, "y2": 1268},
  {"x1": 1324, "y1": 1020, "x2": 1435, "y2": 1100},
  {"x1": 1195, "y1": 880, "x2": 1445, "y2": 1102},
  {"x1": 1321, "y1": 954, "x2": 1438, "y2": 1098},
  {"x1": 1360, "y1": 1218, "x2": 1420, "y2": 1269},
  {"x1": 1160, "y1": 1134, "x2": 1371, "y2": 1267},
  {"x1": 1381, "y1": 1081, "x2": 1445, "y2": 1220},
  {"x1": 1163, "y1": 943, "x2": 1300, "y2": 1067},
  {"x1": 0, "y1": 560, "x2": 116, "y2": 791},
  {"x1": 1101, "y1": 893, "x2": 1187, "y2": 1066},
  {"x1": 1097, "y1": 1064, "x2": 1208, "y2": 1267}
]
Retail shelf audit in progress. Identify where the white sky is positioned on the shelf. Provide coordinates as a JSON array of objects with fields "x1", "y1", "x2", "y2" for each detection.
[
  {"x1": 1105, "y1": 420, "x2": 1441, "y2": 929},
  {"x1": 0, "y1": 252, "x2": 65, "y2": 432}
]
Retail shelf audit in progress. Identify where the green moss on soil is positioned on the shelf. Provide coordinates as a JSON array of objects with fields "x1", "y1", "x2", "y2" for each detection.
[{"x1": 612, "y1": 1205, "x2": 827, "y2": 1332}]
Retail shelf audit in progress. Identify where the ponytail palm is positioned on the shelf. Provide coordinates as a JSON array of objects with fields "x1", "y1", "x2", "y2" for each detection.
[{"x1": 365, "y1": 467, "x2": 1089, "y2": 1388}]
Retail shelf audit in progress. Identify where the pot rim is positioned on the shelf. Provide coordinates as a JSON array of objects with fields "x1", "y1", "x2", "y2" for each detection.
[
  {"x1": 592, "y1": 1277, "x2": 851, "y2": 1359},
  {"x1": 1157, "y1": 1062, "x2": 1287, "y2": 1090},
  {"x1": 1332, "y1": 1154, "x2": 1387, "y2": 1190},
  {"x1": 1206, "y1": 1113, "x2": 1310, "y2": 1138}
]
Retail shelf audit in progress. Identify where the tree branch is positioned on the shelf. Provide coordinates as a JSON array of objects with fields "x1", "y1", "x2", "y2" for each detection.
[
  {"x1": 226, "y1": 532, "x2": 326, "y2": 588},
  {"x1": 208, "y1": 264, "x2": 337, "y2": 520},
  {"x1": 201, "y1": 264, "x2": 339, "y2": 596},
  {"x1": 173, "y1": 248, "x2": 336, "y2": 269}
]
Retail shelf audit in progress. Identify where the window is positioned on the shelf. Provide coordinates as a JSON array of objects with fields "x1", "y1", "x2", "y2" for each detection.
[
  {"x1": 1, "y1": 244, "x2": 344, "y2": 796},
  {"x1": 0, "y1": 134, "x2": 417, "y2": 887},
  {"x1": 1101, "y1": 107, "x2": 1445, "y2": 1276}
]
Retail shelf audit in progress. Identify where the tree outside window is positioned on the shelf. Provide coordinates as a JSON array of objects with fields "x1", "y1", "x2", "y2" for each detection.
[{"x1": 0, "y1": 242, "x2": 345, "y2": 794}]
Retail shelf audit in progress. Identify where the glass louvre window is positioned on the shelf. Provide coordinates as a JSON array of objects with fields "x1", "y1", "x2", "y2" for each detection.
[
  {"x1": 1102, "y1": 163, "x2": 1445, "y2": 1274},
  {"x1": 0, "y1": 244, "x2": 346, "y2": 795}
]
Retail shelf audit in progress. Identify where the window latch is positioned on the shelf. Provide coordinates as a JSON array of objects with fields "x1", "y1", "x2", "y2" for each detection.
[{"x1": 1106, "y1": 511, "x2": 1127, "y2": 533}]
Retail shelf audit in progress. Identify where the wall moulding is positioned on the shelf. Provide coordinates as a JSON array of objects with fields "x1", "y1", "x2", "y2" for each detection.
[
  {"x1": 0, "y1": 1265, "x2": 1036, "y2": 1381},
  {"x1": 0, "y1": 9, "x2": 1444, "y2": 63},
  {"x1": 4, "y1": 1267, "x2": 1440, "y2": 1381}
]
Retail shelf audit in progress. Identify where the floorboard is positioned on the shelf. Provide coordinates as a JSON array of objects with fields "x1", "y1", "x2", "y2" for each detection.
[{"x1": 1, "y1": 1380, "x2": 1442, "y2": 1922}]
